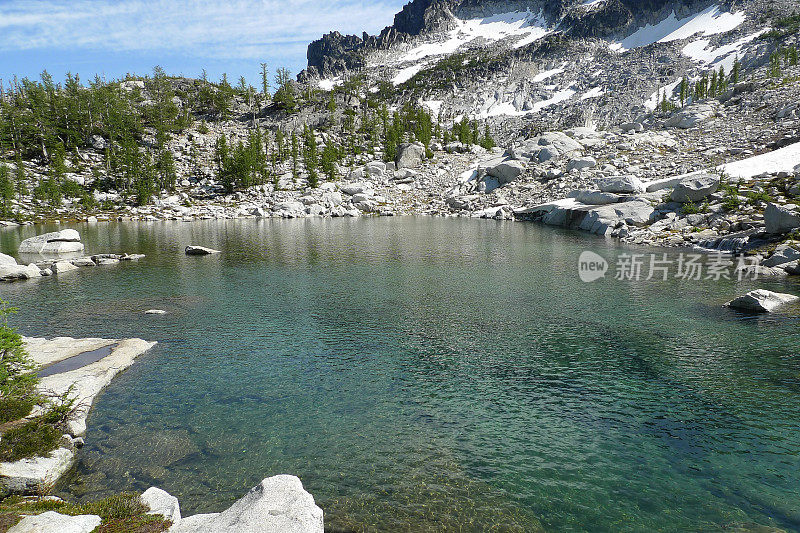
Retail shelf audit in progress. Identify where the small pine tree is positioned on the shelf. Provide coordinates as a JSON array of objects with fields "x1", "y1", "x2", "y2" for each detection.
[
  {"x1": 679, "y1": 77, "x2": 688, "y2": 106},
  {"x1": 480, "y1": 124, "x2": 495, "y2": 150},
  {"x1": 731, "y1": 56, "x2": 741, "y2": 84}
]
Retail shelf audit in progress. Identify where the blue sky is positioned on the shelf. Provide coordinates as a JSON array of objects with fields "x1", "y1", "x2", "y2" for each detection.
[{"x1": 0, "y1": 0, "x2": 407, "y2": 87}]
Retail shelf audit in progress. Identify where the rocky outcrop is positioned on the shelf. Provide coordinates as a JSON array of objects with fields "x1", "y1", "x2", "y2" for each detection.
[
  {"x1": 169, "y1": 475, "x2": 323, "y2": 533},
  {"x1": 726, "y1": 289, "x2": 799, "y2": 313}
]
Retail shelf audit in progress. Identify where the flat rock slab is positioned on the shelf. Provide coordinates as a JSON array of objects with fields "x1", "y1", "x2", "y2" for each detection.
[
  {"x1": 8, "y1": 511, "x2": 101, "y2": 533},
  {"x1": 0, "y1": 337, "x2": 156, "y2": 496}
]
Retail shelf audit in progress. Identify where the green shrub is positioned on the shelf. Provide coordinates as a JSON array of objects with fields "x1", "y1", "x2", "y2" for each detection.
[
  {"x1": 0, "y1": 420, "x2": 62, "y2": 462},
  {"x1": 682, "y1": 200, "x2": 700, "y2": 214},
  {"x1": 746, "y1": 191, "x2": 772, "y2": 205},
  {"x1": 0, "y1": 397, "x2": 34, "y2": 423}
]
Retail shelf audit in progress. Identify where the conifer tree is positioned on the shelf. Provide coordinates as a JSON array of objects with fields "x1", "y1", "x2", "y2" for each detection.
[
  {"x1": 731, "y1": 56, "x2": 741, "y2": 84},
  {"x1": 0, "y1": 165, "x2": 14, "y2": 218}
]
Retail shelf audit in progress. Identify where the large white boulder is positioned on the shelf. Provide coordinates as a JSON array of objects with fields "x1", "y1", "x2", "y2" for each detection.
[
  {"x1": 536, "y1": 131, "x2": 583, "y2": 154},
  {"x1": 395, "y1": 143, "x2": 425, "y2": 169},
  {"x1": 170, "y1": 475, "x2": 323, "y2": 533},
  {"x1": 52, "y1": 261, "x2": 79, "y2": 274},
  {"x1": 18, "y1": 230, "x2": 83, "y2": 255},
  {"x1": 726, "y1": 289, "x2": 799, "y2": 313},
  {"x1": 485, "y1": 160, "x2": 525, "y2": 184},
  {"x1": 566, "y1": 156, "x2": 597, "y2": 171},
  {"x1": 8, "y1": 511, "x2": 101, "y2": 533},
  {"x1": 595, "y1": 175, "x2": 645, "y2": 194},
  {"x1": 670, "y1": 173, "x2": 720, "y2": 203},
  {"x1": 765, "y1": 203, "x2": 800, "y2": 234},
  {"x1": 142, "y1": 487, "x2": 182, "y2": 524},
  {"x1": 0, "y1": 447, "x2": 75, "y2": 496},
  {"x1": 0, "y1": 252, "x2": 16, "y2": 266},
  {"x1": 665, "y1": 103, "x2": 717, "y2": 129},
  {"x1": 573, "y1": 190, "x2": 621, "y2": 205}
]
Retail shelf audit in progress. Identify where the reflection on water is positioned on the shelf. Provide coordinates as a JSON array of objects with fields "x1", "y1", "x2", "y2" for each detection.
[{"x1": 2, "y1": 217, "x2": 800, "y2": 532}]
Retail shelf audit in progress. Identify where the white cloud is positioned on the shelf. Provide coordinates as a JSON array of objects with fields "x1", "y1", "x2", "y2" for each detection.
[{"x1": 0, "y1": 0, "x2": 402, "y2": 60}]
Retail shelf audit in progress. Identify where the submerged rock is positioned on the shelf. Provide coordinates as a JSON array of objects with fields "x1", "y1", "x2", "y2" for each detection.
[
  {"x1": 726, "y1": 289, "x2": 799, "y2": 313},
  {"x1": 169, "y1": 475, "x2": 323, "y2": 533}
]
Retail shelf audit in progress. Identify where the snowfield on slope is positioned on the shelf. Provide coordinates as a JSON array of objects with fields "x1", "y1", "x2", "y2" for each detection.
[
  {"x1": 400, "y1": 9, "x2": 551, "y2": 64},
  {"x1": 682, "y1": 29, "x2": 770, "y2": 69},
  {"x1": 611, "y1": 5, "x2": 746, "y2": 52},
  {"x1": 385, "y1": 9, "x2": 552, "y2": 85},
  {"x1": 719, "y1": 141, "x2": 800, "y2": 179}
]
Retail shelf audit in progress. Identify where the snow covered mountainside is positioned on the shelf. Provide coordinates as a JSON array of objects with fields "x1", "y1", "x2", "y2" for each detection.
[{"x1": 302, "y1": 0, "x2": 796, "y2": 133}]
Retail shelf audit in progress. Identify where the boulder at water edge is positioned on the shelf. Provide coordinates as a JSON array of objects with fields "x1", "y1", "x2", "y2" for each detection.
[
  {"x1": 8, "y1": 511, "x2": 101, "y2": 533},
  {"x1": 169, "y1": 475, "x2": 323, "y2": 533},
  {"x1": 726, "y1": 289, "x2": 799, "y2": 313},
  {"x1": 18, "y1": 230, "x2": 84, "y2": 255},
  {"x1": 141, "y1": 486, "x2": 182, "y2": 523}
]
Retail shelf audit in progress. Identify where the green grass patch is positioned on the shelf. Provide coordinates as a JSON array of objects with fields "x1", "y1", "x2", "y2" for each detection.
[
  {"x1": 0, "y1": 494, "x2": 171, "y2": 533},
  {"x1": 0, "y1": 420, "x2": 62, "y2": 463}
]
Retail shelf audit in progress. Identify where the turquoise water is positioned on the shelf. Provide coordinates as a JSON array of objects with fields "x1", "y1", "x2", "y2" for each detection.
[{"x1": 2, "y1": 217, "x2": 800, "y2": 532}]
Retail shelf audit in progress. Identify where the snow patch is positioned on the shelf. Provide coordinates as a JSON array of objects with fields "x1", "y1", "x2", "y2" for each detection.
[
  {"x1": 393, "y1": 63, "x2": 428, "y2": 85},
  {"x1": 719, "y1": 142, "x2": 800, "y2": 179},
  {"x1": 645, "y1": 79, "x2": 683, "y2": 110},
  {"x1": 400, "y1": 9, "x2": 551, "y2": 63},
  {"x1": 318, "y1": 78, "x2": 342, "y2": 91},
  {"x1": 682, "y1": 29, "x2": 769, "y2": 68},
  {"x1": 422, "y1": 100, "x2": 443, "y2": 116},
  {"x1": 532, "y1": 66, "x2": 565, "y2": 82},
  {"x1": 611, "y1": 5, "x2": 746, "y2": 52},
  {"x1": 581, "y1": 87, "x2": 605, "y2": 100}
]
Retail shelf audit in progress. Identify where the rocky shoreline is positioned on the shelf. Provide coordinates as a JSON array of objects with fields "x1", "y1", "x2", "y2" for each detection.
[
  {"x1": 0, "y1": 337, "x2": 325, "y2": 533},
  {"x1": 0, "y1": 337, "x2": 156, "y2": 496}
]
